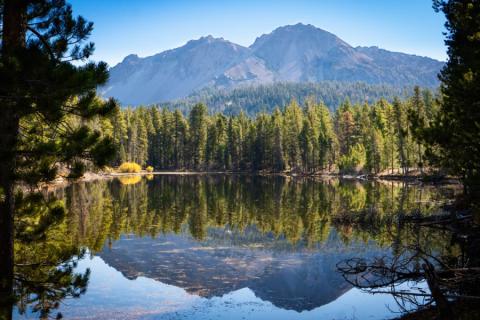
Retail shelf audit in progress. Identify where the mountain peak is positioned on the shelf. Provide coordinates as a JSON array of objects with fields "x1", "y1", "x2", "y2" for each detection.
[
  {"x1": 250, "y1": 23, "x2": 351, "y2": 78},
  {"x1": 183, "y1": 35, "x2": 245, "y2": 52},
  {"x1": 191, "y1": 35, "x2": 228, "y2": 44},
  {"x1": 104, "y1": 24, "x2": 443, "y2": 105},
  {"x1": 251, "y1": 23, "x2": 346, "y2": 52},
  {"x1": 253, "y1": 23, "x2": 333, "y2": 42},
  {"x1": 199, "y1": 35, "x2": 216, "y2": 42},
  {"x1": 277, "y1": 23, "x2": 325, "y2": 32},
  {"x1": 121, "y1": 54, "x2": 139, "y2": 63}
]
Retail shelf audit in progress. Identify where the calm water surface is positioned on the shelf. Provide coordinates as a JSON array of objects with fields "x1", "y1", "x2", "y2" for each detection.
[{"x1": 13, "y1": 175, "x2": 460, "y2": 319}]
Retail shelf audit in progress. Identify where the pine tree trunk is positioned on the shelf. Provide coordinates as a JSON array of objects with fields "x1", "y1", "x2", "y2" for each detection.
[
  {"x1": 0, "y1": 174, "x2": 14, "y2": 320},
  {"x1": 0, "y1": 114, "x2": 16, "y2": 320},
  {"x1": 0, "y1": 110, "x2": 18, "y2": 320},
  {"x1": 0, "y1": 1, "x2": 27, "y2": 317}
]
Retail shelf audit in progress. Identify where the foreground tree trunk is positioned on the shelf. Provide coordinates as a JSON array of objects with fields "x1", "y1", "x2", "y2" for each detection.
[
  {"x1": 0, "y1": 109, "x2": 19, "y2": 320},
  {"x1": 0, "y1": 102, "x2": 20, "y2": 320},
  {"x1": 0, "y1": 143, "x2": 15, "y2": 318},
  {"x1": 0, "y1": 1, "x2": 27, "y2": 318}
]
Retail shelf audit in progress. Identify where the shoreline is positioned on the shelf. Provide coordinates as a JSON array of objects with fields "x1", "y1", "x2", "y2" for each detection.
[{"x1": 36, "y1": 170, "x2": 461, "y2": 191}]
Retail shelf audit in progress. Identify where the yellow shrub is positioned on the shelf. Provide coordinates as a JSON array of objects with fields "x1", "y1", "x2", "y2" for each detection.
[
  {"x1": 118, "y1": 162, "x2": 142, "y2": 173},
  {"x1": 118, "y1": 175, "x2": 142, "y2": 185},
  {"x1": 146, "y1": 166, "x2": 154, "y2": 173}
]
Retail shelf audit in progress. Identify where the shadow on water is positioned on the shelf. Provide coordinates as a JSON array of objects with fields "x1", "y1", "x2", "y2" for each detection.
[{"x1": 2, "y1": 175, "x2": 464, "y2": 319}]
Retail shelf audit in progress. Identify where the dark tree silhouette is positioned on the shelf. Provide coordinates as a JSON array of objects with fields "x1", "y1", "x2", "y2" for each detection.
[
  {"x1": 412, "y1": 0, "x2": 480, "y2": 194},
  {"x1": 0, "y1": 1, "x2": 116, "y2": 317}
]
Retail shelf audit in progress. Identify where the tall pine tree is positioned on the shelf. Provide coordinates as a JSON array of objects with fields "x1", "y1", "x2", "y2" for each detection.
[
  {"x1": 415, "y1": 0, "x2": 480, "y2": 192},
  {"x1": 0, "y1": 0, "x2": 116, "y2": 310}
]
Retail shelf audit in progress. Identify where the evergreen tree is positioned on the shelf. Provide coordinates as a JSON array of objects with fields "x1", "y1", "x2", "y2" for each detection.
[
  {"x1": 365, "y1": 128, "x2": 384, "y2": 174},
  {"x1": 0, "y1": 0, "x2": 116, "y2": 311},
  {"x1": 111, "y1": 107, "x2": 128, "y2": 165},
  {"x1": 317, "y1": 103, "x2": 336, "y2": 171},
  {"x1": 335, "y1": 100, "x2": 356, "y2": 157},
  {"x1": 148, "y1": 107, "x2": 162, "y2": 168},
  {"x1": 409, "y1": 86, "x2": 426, "y2": 172},
  {"x1": 136, "y1": 115, "x2": 148, "y2": 166},
  {"x1": 188, "y1": 103, "x2": 208, "y2": 169},
  {"x1": 173, "y1": 109, "x2": 188, "y2": 169},
  {"x1": 159, "y1": 109, "x2": 174, "y2": 168},
  {"x1": 416, "y1": 0, "x2": 480, "y2": 191},
  {"x1": 126, "y1": 109, "x2": 138, "y2": 163},
  {"x1": 382, "y1": 99, "x2": 398, "y2": 174},
  {"x1": 393, "y1": 98, "x2": 408, "y2": 174},
  {"x1": 252, "y1": 113, "x2": 271, "y2": 170},
  {"x1": 299, "y1": 118, "x2": 315, "y2": 172},
  {"x1": 206, "y1": 114, "x2": 227, "y2": 169},
  {"x1": 302, "y1": 102, "x2": 321, "y2": 172},
  {"x1": 271, "y1": 109, "x2": 286, "y2": 172},
  {"x1": 237, "y1": 111, "x2": 251, "y2": 170},
  {"x1": 283, "y1": 101, "x2": 303, "y2": 171}
]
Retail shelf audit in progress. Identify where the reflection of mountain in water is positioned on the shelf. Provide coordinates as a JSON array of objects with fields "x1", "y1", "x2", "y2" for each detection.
[{"x1": 99, "y1": 227, "x2": 387, "y2": 311}]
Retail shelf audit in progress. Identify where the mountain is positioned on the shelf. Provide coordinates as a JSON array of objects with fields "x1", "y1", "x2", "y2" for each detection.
[
  {"x1": 251, "y1": 24, "x2": 371, "y2": 82},
  {"x1": 103, "y1": 36, "x2": 251, "y2": 104},
  {"x1": 102, "y1": 23, "x2": 443, "y2": 106}
]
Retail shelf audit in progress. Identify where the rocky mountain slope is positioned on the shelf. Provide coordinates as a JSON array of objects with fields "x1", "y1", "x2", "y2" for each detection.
[{"x1": 102, "y1": 23, "x2": 443, "y2": 105}]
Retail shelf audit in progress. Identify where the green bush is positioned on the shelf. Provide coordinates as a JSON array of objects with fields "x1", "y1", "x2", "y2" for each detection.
[{"x1": 118, "y1": 162, "x2": 141, "y2": 173}]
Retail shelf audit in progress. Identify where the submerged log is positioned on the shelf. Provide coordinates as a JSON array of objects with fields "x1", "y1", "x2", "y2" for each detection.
[{"x1": 422, "y1": 261, "x2": 453, "y2": 320}]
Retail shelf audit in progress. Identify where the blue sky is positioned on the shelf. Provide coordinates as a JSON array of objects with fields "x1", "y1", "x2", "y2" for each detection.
[{"x1": 69, "y1": 0, "x2": 447, "y2": 67}]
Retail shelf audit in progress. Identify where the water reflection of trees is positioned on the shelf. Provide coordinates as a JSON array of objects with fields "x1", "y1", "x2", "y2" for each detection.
[
  {"x1": 337, "y1": 215, "x2": 480, "y2": 319},
  {"x1": 65, "y1": 176, "x2": 457, "y2": 250},
  {"x1": 5, "y1": 193, "x2": 91, "y2": 320},
  {"x1": 8, "y1": 176, "x2": 459, "y2": 318}
]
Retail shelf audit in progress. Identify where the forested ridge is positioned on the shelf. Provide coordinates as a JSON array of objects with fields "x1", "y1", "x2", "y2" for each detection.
[
  {"x1": 162, "y1": 81, "x2": 415, "y2": 116},
  {"x1": 97, "y1": 86, "x2": 438, "y2": 174}
]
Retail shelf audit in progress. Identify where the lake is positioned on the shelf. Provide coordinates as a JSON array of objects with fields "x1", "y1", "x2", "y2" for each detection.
[{"x1": 11, "y1": 175, "x2": 460, "y2": 320}]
